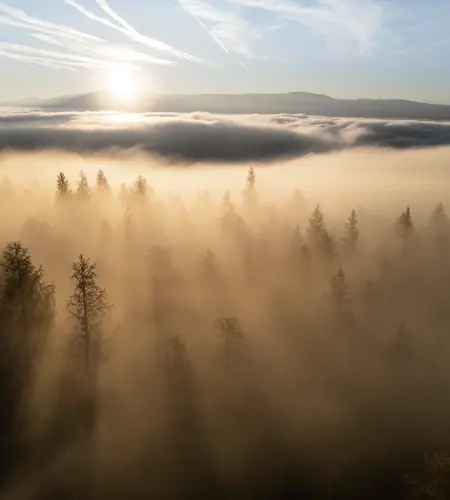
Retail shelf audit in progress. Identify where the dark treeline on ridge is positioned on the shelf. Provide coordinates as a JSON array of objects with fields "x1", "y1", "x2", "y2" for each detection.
[{"x1": 2, "y1": 165, "x2": 450, "y2": 499}]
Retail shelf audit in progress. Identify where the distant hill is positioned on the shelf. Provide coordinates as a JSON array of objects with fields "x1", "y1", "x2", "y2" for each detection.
[{"x1": 3, "y1": 91, "x2": 450, "y2": 120}]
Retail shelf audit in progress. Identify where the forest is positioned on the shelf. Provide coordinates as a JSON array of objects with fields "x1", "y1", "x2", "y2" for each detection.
[{"x1": 1, "y1": 164, "x2": 450, "y2": 500}]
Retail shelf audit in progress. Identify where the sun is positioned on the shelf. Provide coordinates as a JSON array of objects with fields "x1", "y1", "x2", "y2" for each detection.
[{"x1": 107, "y1": 66, "x2": 138, "y2": 102}]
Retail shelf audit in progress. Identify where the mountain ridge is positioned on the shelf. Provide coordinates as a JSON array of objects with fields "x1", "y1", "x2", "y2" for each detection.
[{"x1": 3, "y1": 90, "x2": 450, "y2": 120}]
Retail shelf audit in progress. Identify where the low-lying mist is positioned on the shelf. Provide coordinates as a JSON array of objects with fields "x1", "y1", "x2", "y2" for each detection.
[{"x1": 2, "y1": 146, "x2": 450, "y2": 500}]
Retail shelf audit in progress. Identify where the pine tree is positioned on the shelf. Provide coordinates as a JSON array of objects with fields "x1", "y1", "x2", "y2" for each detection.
[
  {"x1": 325, "y1": 267, "x2": 352, "y2": 324},
  {"x1": 243, "y1": 164, "x2": 257, "y2": 208},
  {"x1": 214, "y1": 317, "x2": 244, "y2": 368},
  {"x1": 96, "y1": 170, "x2": 110, "y2": 193},
  {"x1": 307, "y1": 204, "x2": 325, "y2": 243},
  {"x1": 429, "y1": 203, "x2": 448, "y2": 249},
  {"x1": 65, "y1": 255, "x2": 112, "y2": 374},
  {"x1": 342, "y1": 209, "x2": 359, "y2": 256},
  {"x1": 77, "y1": 170, "x2": 90, "y2": 201},
  {"x1": 56, "y1": 172, "x2": 71, "y2": 200},
  {"x1": 0, "y1": 241, "x2": 55, "y2": 366},
  {"x1": 0, "y1": 242, "x2": 55, "y2": 460},
  {"x1": 397, "y1": 206, "x2": 413, "y2": 240},
  {"x1": 132, "y1": 175, "x2": 148, "y2": 198},
  {"x1": 307, "y1": 205, "x2": 336, "y2": 261}
]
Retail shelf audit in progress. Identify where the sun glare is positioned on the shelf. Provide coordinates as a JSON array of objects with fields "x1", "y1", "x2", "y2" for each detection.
[{"x1": 107, "y1": 66, "x2": 138, "y2": 102}]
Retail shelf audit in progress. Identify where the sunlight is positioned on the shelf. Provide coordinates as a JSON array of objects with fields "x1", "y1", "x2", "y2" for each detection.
[{"x1": 107, "y1": 65, "x2": 138, "y2": 102}]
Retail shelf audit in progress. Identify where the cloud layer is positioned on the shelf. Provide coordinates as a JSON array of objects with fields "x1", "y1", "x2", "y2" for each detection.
[{"x1": 1, "y1": 110, "x2": 450, "y2": 163}]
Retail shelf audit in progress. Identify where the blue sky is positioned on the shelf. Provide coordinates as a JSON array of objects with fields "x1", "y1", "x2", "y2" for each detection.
[{"x1": 1, "y1": 0, "x2": 450, "y2": 103}]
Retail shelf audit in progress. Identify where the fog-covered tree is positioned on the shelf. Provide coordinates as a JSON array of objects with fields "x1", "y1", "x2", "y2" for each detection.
[
  {"x1": 56, "y1": 172, "x2": 71, "y2": 200},
  {"x1": 65, "y1": 255, "x2": 112, "y2": 374},
  {"x1": 307, "y1": 205, "x2": 336, "y2": 261},
  {"x1": 325, "y1": 267, "x2": 352, "y2": 325},
  {"x1": 243, "y1": 164, "x2": 257, "y2": 208},
  {"x1": 0, "y1": 242, "x2": 54, "y2": 472},
  {"x1": 214, "y1": 317, "x2": 244, "y2": 368},
  {"x1": 96, "y1": 170, "x2": 110, "y2": 194},
  {"x1": 342, "y1": 209, "x2": 359, "y2": 256},
  {"x1": 77, "y1": 170, "x2": 90, "y2": 202},
  {"x1": 0, "y1": 241, "x2": 55, "y2": 364},
  {"x1": 396, "y1": 205, "x2": 413, "y2": 240},
  {"x1": 132, "y1": 175, "x2": 148, "y2": 199}
]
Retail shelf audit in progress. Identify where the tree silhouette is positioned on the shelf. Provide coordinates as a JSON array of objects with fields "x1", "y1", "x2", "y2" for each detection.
[
  {"x1": 77, "y1": 170, "x2": 90, "y2": 202},
  {"x1": 0, "y1": 241, "x2": 55, "y2": 365},
  {"x1": 342, "y1": 209, "x2": 359, "y2": 256},
  {"x1": 96, "y1": 170, "x2": 110, "y2": 193},
  {"x1": 56, "y1": 172, "x2": 71, "y2": 200},
  {"x1": 325, "y1": 267, "x2": 353, "y2": 325},
  {"x1": 132, "y1": 175, "x2": 148, "y2": 199},
  {"x1": 307, "y1": 205, "x2": 336, "y2": 261},
  {"x1": 65, "y1": 255, "x2": 112, "y2": 374},
  {"x1": 397, "y1": 206, "x2": 413, "y2": 240},
  {"x1": 214, "y1": 317, "x2": 244, "y2": 368},
  {"x1": 243, "y1": 164, "x2": 257, "y2": 208},
  {"x1": 0, "y1": 242, "x2": 54, "y2": 475}
]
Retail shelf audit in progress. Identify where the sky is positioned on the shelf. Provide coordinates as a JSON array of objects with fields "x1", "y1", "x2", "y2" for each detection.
[{"x1": 0, "y1": 0, "x2": 450, "y2": 103}]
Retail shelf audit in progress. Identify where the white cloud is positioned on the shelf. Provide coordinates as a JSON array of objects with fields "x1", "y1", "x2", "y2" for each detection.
[
  {"x1": 0, "y1": 42, "x2": 142, "y2": 71},
  {"x1": 63, "y1": 0, "x2": 210, "y2": 65},
  {"x1": 178, "y1": 0, "x2": 258, "y2": 57},
  {"x1": 0, "y1": 0, "x2": 206, "y2": 73},
  {"x1": 221, "y1": 0, "x2": 384, "y2": 53}
]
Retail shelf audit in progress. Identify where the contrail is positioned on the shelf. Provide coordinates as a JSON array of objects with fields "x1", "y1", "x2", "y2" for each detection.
[
  {"x1": 0, "y1": 42, "x2": 140, "y2": 70},
  {"x1": 31, "y1": 33, "x2": 177, "y2": 66},
  {"x1": 189, "y1": 12, "x2": 230, "y2": 54},
  {"x1": 0, "y1": 3, "x2": 103, "y2": 43},
  {"x1": 63, "y1": 0, "x2": 210, "y2": 65},
  {"x1": 0, "y1": 49, "x2": 80, "y2": 71},
  {"x1": 177, "y1": 0, "x2": 250, "y2": 72}
]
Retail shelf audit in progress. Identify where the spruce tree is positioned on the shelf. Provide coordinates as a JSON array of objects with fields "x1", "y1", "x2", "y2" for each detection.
[
  {"x1": 307, "y1": 205, "x2": 336, "y2": 261},
  {"x1": 0, "y1": 242, "x2": 55, "y2": 466},
  {"x1": 65, "y1": 255, "x2": 112, "y2": 374},
  {"x1": 214, "y1": 317, "x2": 244, "y2": 368},
  {"x1": 342, "y1": 209, "x2": 359, "y2": 256},
  {"x1": 56, "y1": 172, "x2": 71, "y2": 200},
  {"x1": 243, "y1": 164, "x2": 257, "y2": 208},
  {"x1": 325, "y1": 267, "x2": 353, "y2": 326},
  {"x1": 77, "y1": 170, "x2": 90, "y2": 202},
  {"x1": 397, "y1": 206, "x2": 413, "y2": 240},
  {"x1": 96, "y1": 170, "x2": 110, "y2": 193},
  {"x1": 132, "y1": 175, "x2": 148, "y2": 198}
]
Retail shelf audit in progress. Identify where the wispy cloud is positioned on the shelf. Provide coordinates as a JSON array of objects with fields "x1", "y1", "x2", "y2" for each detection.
[
  {"x1": 178, "y1": 0, "x2": 259, "y2": 57},
  {"x1": 0, "y1": 3, "x2": 102, "y2": 43},
  {"x1": 0, "y1": 49, "x2": 80, "y2": 71},
  {"x1": 0, "y1": 0, "x2": 206, "y2": 73},
  {"x1": 63, "y1": 0, "x2": 210, "y2": 65},
  {"x1": 0, "y1": 42, "x2": 142, "y2": 71},
  {"x1": 221, "y1": 0, "x2": 385, "y2": 52}
]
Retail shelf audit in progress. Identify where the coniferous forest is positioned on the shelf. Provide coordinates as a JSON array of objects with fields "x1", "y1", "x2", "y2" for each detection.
[{"x1": 2, "y1": 165, "x2": 450, "y2": 499}]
